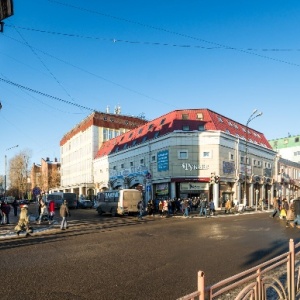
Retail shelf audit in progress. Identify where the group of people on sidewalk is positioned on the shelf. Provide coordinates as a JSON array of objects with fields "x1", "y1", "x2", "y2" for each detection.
[
  {"x1": 0, "y1": 195, "x2": 72, "y2": 235},
  {"x1": 144, "y1": 198, "x2": 216, "y2": 218},
  {"x1": 271, "y1": 197, "x2": 300, "y2": 228}
]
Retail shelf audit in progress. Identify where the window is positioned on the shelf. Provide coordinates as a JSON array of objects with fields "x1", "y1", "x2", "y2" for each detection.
[
  {"x1": 129, "y1": 133, "x2": 133, "y2": 138},
  {"x1": 142, "y1": 136, "x2": 148, "y2": 143},
  {"x1": 121, "y1": 163, "x2": 124, "y2": 168},
  {"x1": 148, "y1": 124, "x2": 154, "y2": 130},
  {"x1": 132, "y1": 140, "x2": 137, "y2": 146},
  {"x1": 202, "y1": 151, "x2": 211, "y2": 158},
  {"x1": 182, "y1": 125, "x2": 190, "y2": 131},
  {"x1": 138, "y1": 128, "x2": 143, "y2": 135},
  {"x1": 154, "y1": 131, "x2": 160, "y2": 138},
  {"x1": 218, "y1": 117, "x2": 223, "y2": 123},
  {"x1": 113, "y1": 166, "x2": 117, "y2": 170},
  {"x1": 151, "y1": 155, "x2": 156, "y2": 162},
  {"x1": 140, "y1": 159, "x2": 144, "y2": 165},
  {"x1": 198, "y1": 124, "x2": 205, "y2": 131},
  {"x1": 229, "y1": 153, "x2": 234, "y2": 160},
  {"x1": 123, "y1": 144, "x2": 128, "y2": 149},
  {"x1": 160, "y1": 118, "x2": 166, "y2": 125},
  {"x1": 241, "y1": 156, "x2": 245, "y2": 163},
  {"x1": 226, "y1": 129, "x2": 230, "y2": 134},
  {"x1": 182, "y1": 114, "x2": 189, "y2": 120},
  {"x1": 178, "y1": 150, "x2": 188, "y2": 159},
  {"x1": 130, "y1": 162, "x2": 133, "y2": 167},
  {"x1": 197, "y1": 113, "x2": 203, "y2": 120}
]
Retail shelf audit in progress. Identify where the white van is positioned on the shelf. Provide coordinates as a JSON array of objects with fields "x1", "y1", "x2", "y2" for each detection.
[{"x1": 96, "y1": 189, "x2": 142, "y2": 216}]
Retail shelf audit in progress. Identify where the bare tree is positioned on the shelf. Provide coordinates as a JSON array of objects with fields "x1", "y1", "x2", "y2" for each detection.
[{"x1": 8, "y1": 149, "x2": 31, "y2": 198}]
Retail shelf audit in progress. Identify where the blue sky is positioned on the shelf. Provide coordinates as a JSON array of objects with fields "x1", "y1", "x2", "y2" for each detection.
[{"x1": 1, "y1": 0, "x2": 300, "y2": 174}]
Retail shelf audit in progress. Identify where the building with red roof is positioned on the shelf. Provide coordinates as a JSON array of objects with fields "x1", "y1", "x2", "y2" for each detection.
[{"x1": 94, "y1": 108, "x2": 278, "y2": 208}]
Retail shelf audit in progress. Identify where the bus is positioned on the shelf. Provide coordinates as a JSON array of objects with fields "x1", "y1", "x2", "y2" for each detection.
[
  {"x1": 96, "y1": 189, "x2": 142, "y2": 216},
  {"x1": 47, "y1": 192, "x2": 77, "y2": 209}
]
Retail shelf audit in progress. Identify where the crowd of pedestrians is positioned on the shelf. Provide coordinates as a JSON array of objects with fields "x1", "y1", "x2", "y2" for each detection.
[
  {"x1": 270, "y1": 197, "x2": 300, "y2": 228},
  {"x1": 144, "y1": 197, "x2": 216, "y2": 218}
]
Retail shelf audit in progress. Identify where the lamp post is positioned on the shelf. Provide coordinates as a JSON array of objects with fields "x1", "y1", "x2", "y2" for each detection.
[
  {"x1": 243, "y1": 109, "x2": 263, "y2": 206},
  {"x1": 4, "y1": 145, "x2": 19, "y2": 197}
]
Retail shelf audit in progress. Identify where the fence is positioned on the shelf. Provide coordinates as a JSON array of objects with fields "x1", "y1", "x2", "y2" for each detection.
[{"x1": 178, "y1": 239, "x2": 300, "y2": 300}]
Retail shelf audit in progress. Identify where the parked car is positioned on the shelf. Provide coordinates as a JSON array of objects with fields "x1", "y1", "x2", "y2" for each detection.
[
  {"x1": 18, "y1": 199, "x2": 30, "y2": 205},
  {"x1": 78, "y1": 199, "x2": 93, "y2": 209}
]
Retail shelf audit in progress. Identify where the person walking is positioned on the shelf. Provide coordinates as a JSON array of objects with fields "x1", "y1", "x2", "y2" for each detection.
[
  {"x1": 37, "y1": 200, "x2": 48, "y2": 224},
  {"x1": 271, "y1": 197, "x2": 280, "y2": 218},
  {"x1": 60, "y1": 200, "x2": 70, "y2": 230},
  {"x1": 137, "y1": 200, "x2": 144, "y2": 220},
  {"x1": 225, "y1": 199, "x2": 232, "y2": 214},
  {"x1": 12, "y1": 199, "x2": 18, "y2": 217},
  {"x1": 48, "y1": 198, "x2": 55, "y2": 224},
  {"x1": 286, "y1": 200, "x2": 295, "y2": 228},
  {"x1": 183, "y1": 199, "x2": 189, "y2": 217},
  {"x1": 199, "y1": 199, "x2": 207, "y2": 217},
  {"x1": 14, "y1": 204, "x2": 31, "y2": 235},
  {"x1": 209, "y1": 200, "x2": 215, "y2": 216},
  {"x1": 1, "y1": 201, "x2": 11, "y2": 224}
]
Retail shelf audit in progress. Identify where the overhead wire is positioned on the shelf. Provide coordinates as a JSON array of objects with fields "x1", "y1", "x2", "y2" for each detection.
[
  {"x1": 6, "y1": 24, "x2": 300, "y2": 52},
  {"x1": 47, "y1": 0, "x2": 300, "y2": 68},
  {"x1": 1, "y1": 33, "x2": 179, "y2": 109}
]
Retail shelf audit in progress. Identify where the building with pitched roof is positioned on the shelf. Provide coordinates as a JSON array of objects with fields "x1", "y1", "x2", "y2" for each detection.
[{"x1": 94, "y1": 108, "x2": 280, "y2": 208}]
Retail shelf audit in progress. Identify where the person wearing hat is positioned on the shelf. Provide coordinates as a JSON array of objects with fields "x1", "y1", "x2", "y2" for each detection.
[
  {"x1": 59, "y1": 199, "x2": 70, "y2": 230},
  {"x1": 15, "y1": 204, "x2": 31, "y2": 235}
]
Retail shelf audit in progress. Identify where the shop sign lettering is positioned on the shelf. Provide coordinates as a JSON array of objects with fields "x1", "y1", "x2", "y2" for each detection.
[{"x1": 181, "y1": 163, "x2": 209, "y2": 171}]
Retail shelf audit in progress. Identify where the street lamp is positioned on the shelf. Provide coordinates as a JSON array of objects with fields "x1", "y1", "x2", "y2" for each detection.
[
  {"x1": 4, "y1": 144, "x2": 19, "y2": 197},
  {"x1": 243, "y1": 109, "x2": 263, "y2": 206}
]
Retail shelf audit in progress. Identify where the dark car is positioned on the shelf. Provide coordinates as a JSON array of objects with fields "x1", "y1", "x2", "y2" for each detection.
[
  {"x1": 78, "y1": 199, "x2": 93, "y2": 209},
  {"x1": 18, "y1": 199, "x2": 30, "y2": 205}
]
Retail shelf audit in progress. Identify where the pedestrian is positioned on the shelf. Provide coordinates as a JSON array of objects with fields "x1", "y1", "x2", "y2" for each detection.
[
  {"x1": 147, "y1": 200, "x2": 154, "y2": 216},
  {"x1": 59, "y1": 199, "x2": 70, "y2": 230},
  {"x1": 48, "y1": 198, "x2": 55, "y2": 224},
  {"x1": 162, "y1": 200, "x2": 168, "y2": 217},
  {"x1": 209, "y1": 200, "x2": 215, "y2": 216},
  {"x1": 158, "y1": 200, "x2": 163, "y2": 217},
  {"x1": 137, "y1": 200, "x2": 143, "y2": 220},
  {"x1": 37, "y1": 199, "x2": 48, "y2": 224},
  {"x1": 183, "y1": 199, "x2": 189, "y2": 217},
  {"x1": 199, "y1": 199, "x2": 207, "y2": 217},
  {"x1": 271, "y1": 197, "x2": 279, "y2": 218},
  {"x1": 225, "y1": 199, "x2": 232, "y2": 214},
  {"x1": 293, "y1": 199, "x2": 300, "y2": 228},
  {"x1": 286, "y1": 200, "x2": 295, "y2": 228},
  {"x1": 14, "y1": 204, "x2": 31, "y2": 235},
  {"x1": 279, "y1": 198, "x2": 288, "y2": 219},
  {"x1": 1, "y1": 201, "x2": 11, "y2": 224},
  {"x1": 12, "y1": 199, "x2": 18, "y2": 217}
]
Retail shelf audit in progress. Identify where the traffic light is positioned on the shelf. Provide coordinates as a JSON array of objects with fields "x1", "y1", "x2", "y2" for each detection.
[
  {"x1": 215, "y1": 175, "x2": 220, "y2": 184},
  {"x1": 210, "y1": 173, "x2": 215, "y2": 184}
]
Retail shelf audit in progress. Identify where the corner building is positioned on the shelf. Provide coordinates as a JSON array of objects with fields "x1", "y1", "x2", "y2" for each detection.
[
  {"x1": 59, "y1": 111, "x2": 147, "y2": 198},
  {"x1": 94, "y1": 109, "x2": 278, "y2": 209}
]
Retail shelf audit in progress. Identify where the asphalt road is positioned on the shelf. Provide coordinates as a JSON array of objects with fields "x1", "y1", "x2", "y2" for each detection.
[{"x1": 1, "y1": 210, "x2": 299, "y2": 300}]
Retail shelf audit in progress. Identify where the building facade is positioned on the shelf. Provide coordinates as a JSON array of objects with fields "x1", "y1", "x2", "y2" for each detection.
[
  {"x1": 94, "y1": 109, "x2": 286, "y2": 209},
  {"x1": 269, "y1": 135, "x2": 300, "y2": 164},
  {"x1": 59, "y1": 110, "x2": 147, "y2": 198}
]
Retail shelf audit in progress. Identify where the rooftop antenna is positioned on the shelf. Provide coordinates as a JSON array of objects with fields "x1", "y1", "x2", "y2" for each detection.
[
  {"x1": 106, "y1": 105, "x2": 110, "y2": 113},
  {"x1": 114, "y1": 104, "x2": 121, "y2": 115}
]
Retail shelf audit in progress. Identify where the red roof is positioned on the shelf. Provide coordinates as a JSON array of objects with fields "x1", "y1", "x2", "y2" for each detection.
[{"x1": 95, "y1": 109, "x2": 272, "y2": 158}]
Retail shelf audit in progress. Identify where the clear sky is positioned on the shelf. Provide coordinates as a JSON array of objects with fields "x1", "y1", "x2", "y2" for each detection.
[{"x1": 1, "y1": 0, "x2": 300, "y2": 174}]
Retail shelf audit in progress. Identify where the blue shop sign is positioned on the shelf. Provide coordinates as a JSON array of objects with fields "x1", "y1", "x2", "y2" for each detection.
[{"x1": 157, "y1": 150, "x2": 169, "y2": 172}]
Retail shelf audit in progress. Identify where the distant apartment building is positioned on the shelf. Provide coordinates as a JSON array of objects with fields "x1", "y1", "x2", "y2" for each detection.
[
  {"x1": 94, "y1": 108, "x2": 287, "y2": 208},
  {"x1": 59, "y1": 110, "x2": 147, "y2": 198},
  {"x1": 30, "y1": 157, "x2": 61, "y2": 195},
  {"x1": 269, "y1": 135, "x2": 300, "y2": 164}
]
